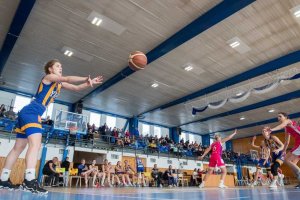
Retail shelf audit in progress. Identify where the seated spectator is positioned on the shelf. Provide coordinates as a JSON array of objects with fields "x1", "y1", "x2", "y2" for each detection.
[
  {"x1": 108, "y1": 162, "x2": 121, "y2": 186},
  {"x1": 164, "y1": 165, "x2": 176, "y2": 187},
  {"x1": 0, "y1": 104, "x2": 6, "y2": 117},
  {"x1": 61, "y1": 157, "x2": 70, "y2": 187},
  {"x1": 77, "y1": 159, "x2": 90, "y2": 187},
  {"x1": 124, "y1": 160, "x2": 135, "y2": 186},
  {"x1": 43, "y1": 157, "x2": 60, "y2": 186},
  {"x1": 124, "y1": 136, "x2": 131, "y2": 146},
  {"x1": 42, "y1": 116, "x2": 53, "y2": 126},
  {"x1": 191, "y1": 168, "x2": 198, "y2": 186},
  {"x1": 102, "y1": 159, "x2": 113, "y2": 187},
  {"x1": 89, "y1": 160, "x2": 100, "y2": 187},
  {"x1": 151, "y1": 164, "x2": 163, "y2": 187},
  {"x1": 115, "y1": 161, "x2": 128, "y2": 186}
]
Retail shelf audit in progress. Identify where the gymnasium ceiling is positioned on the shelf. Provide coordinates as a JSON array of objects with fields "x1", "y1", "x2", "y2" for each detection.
[{"x1": 1, "y1": 0, "x2": 300, "y2": 139}]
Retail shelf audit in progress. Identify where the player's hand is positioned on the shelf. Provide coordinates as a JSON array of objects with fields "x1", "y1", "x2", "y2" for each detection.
[
  {"x1": 87, "y1": 75, "x2": 103, "y2": 87},
  {"x1": 233, "y1": 129, "x2": 237, "y2": 134},
  {"x1": 253, "y1": 135, "x2": 256, "y2": 140},
  {"x1": 273, "y1": 149, "x2": 280, "y2": 155},
  {"x1": 198, "y1": 156, "x2": 204, "y2": 160},
  {"x1": 91, "y1": 76, "x2": 103, "y2": 86}
]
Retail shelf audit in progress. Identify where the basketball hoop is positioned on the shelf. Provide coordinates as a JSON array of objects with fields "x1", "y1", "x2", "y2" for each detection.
[{"x1": 69, "y1": 126, "x2": 78, "y2": 134}]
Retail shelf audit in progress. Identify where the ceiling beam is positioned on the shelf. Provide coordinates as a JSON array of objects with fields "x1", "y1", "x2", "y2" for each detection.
[
  {"x1": 79, "y1": 0, "x2": 255, "y2": 102},
  {"x1": 180, "y1": 89, "x2": 300, "y2": 127},
  {"x1": 0, "y1": 0, "x2": 36, "y2": 75},
  {"x1": 141, "y1": 50, "x2": 300, "y2": 115}
]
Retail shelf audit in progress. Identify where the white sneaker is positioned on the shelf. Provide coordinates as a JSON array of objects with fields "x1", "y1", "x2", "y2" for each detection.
[
  {"x1": 269, "y1": 180, "x2": 277, "y2": 188},
  {"x1": 218, "y1": 183, "x2": 228, "y2": 188},
  {"x1": 109, "y1": 183, "x2": 113, "y2": 187},
  {"x1": 124, "y1": 183, "x2": 128, "y2": 187},
  {"x1": 199, "y1": 183, "x2": 204, "y2": 188},
  {"x1": 169, "y1": 185, "x2": 173, "y2": 188},
  {"x1": 159, "y1": 184, "x2": 163, "y2": 188}
]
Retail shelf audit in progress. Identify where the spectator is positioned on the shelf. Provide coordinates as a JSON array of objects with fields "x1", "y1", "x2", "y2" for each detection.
[
  {"x1": 151, "y1": 164, "x2": 163, "y2": 187},
  {"x1": 0, "y1": 104, "x2": 6, "y2": 117},
  {"x1": 164, "y1": 165, "x2": 176, "y2": 187},
  {"x1": 115, "y1": 161, "x2": 128, "y2": 186},
  {"x1": 77, "y1": 159, "x2": 89, "y2": 187},
  {"x1": 42, "y1": 157, "x2": 60, "y2": 186},
  {"x1": 42, "y1": 116, "x2": 53, "y2": 126},
  {"x1": 61, "y1": 157, "x2": 70, "y2": 187}
]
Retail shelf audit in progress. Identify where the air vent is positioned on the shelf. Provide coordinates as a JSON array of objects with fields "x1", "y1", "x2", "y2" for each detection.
[
  {"x1": 150, "y1": 158, "x2": 156, "y2": 163},
  {"x1": 167, "y1": 160, "x2": 172, "y2": 164},
  {"x1": 183, "y1": 161, "x2": 188, "y2": 165}
]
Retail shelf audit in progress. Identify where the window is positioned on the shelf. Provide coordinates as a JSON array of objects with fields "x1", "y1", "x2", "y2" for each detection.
[
  {"x1": 189, "y1": 134, "x2": 195, "y2": 142},
  {"x1": 142, "y1": 124, "x2": 150, "y2": 135},
  {"x1": 90, "y1": 112, "x2": 101, "y2": 127},
  {"x1": 181, "y1": 132, "x2": 187, "y2": 142},
  {"x1": 154, "y1": 126, "x2": 161, "y2": 138},
  {"x1": 13, "y1": 95, "x2": 31, "y2": 113},
  {"x1": 106, "y1": 115, "x2": 116, "y2": 128},
  {"x1": 42, "y1": 103, "x2": 53, "y2": 119}
]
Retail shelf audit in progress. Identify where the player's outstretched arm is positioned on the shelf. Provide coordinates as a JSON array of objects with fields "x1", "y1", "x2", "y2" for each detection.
[
  {"x1": 221, "y1": 129, "x2": 237, "y2": 143},
  {"x1": 251, "y1": 136, "x2": 260, "y2": 149},
  {"x1": 199, "y1": 146, "x2": 211, "y2": 160},
  {"x1": 44, "y1": 74, "x2": 92, "y2": 84},
  {"x1": 62, "y1": 76, "x2": 103, "y2": 91}
]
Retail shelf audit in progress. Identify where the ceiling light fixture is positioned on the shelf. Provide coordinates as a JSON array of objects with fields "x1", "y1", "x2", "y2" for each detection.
[
  {"x1": 236, "y1": 91, "x2": 244, "y2": 96},
  {"x1": 151, "y1": 83, "x2": 159, "y2": 88},
  {"x1": 294, "y1": 10, "x2": 300, "y2": 17},
  {"x1": 64, "y1": 50, "x2": 73, "y2": 57},
  {"x1": 230, "y1": 41, "x2": 240, "y2": 48},
  {"x1": 184, "y1": 65, "x2": 193, "y2": 71},
  {"x1": 268, "y1": 109, "x2": 275, "y2": 113},
  {"x1": 91, "y1": 17, "x2": 102, "y2": 26},
  {"x1": 240, "y1": 117, "x2": 245, "y2": 120}
]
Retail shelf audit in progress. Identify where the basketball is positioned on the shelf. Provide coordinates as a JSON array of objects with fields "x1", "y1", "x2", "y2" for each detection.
[{"x1": 128, "y1": 51, "x2": 147, "y2": 71}]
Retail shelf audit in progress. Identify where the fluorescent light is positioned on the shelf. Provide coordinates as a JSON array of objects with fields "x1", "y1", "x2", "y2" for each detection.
[
  {"x1": 230, "y1": 41, "x2": 240, "y2": 48},
  {"x1": 268, "y1": 109, "x2": 275, "y2": 113},
  {"x1": 151, "y1": 83, "x2": 159, "y2": 88},
  {"x1": 240, "y1": 117, "x2": 245, "y2": 120},
  {"x1": 236, "y1": 91, "x2": 244, "y2": 96},
  {"x1": 294, "y1": 10, "x2": 300, "y2": 17},
  {"x1": 91, "y1": 17, "x2": 102, "y2": 26},
  {"x1": 64, "y1": 50, "x2": 73, "y2": 57},
  {"x1": 184, "y1": 65, "x2": 193, "y2": 71}
]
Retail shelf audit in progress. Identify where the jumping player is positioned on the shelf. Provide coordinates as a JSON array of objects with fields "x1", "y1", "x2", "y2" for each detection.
[
  {"x1": 261, "y1": 127, "x2": 284, "y2": 188},
  {"x1": 265, "y1": 112, "x2": 300, "y2": 189},
  {"x1": 199, "y1": 129, "x2": 238, "y2": 188},
  {"x1": 250, "y1": 135, "x2": 272, "y2": 187},
  {"x1": 0, "y1": 59, "x2": 103, "y2": 194}
]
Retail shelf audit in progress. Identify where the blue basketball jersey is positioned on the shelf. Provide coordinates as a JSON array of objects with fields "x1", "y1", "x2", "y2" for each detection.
[{"x1": 34, "y1": 81, "x2": 62, "y2": 107}]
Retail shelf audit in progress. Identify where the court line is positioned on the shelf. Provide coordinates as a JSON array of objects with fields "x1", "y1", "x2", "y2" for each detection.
[{"x1": 226, "y1": 197, "x2": 249, "y2": 200}]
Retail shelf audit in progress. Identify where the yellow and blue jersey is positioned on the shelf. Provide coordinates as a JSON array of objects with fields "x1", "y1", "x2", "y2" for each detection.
[
  {"x1": 34, "y1": 81, "x2": 62, "y2": 107},
  {"x1": 15, "y1": 80, "x2": 62, "y2": 138}
]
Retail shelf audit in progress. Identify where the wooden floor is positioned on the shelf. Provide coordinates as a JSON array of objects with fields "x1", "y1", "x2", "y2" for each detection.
[{"x1": 1, "y1": 186, "x2": 300, "y2": 200}]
